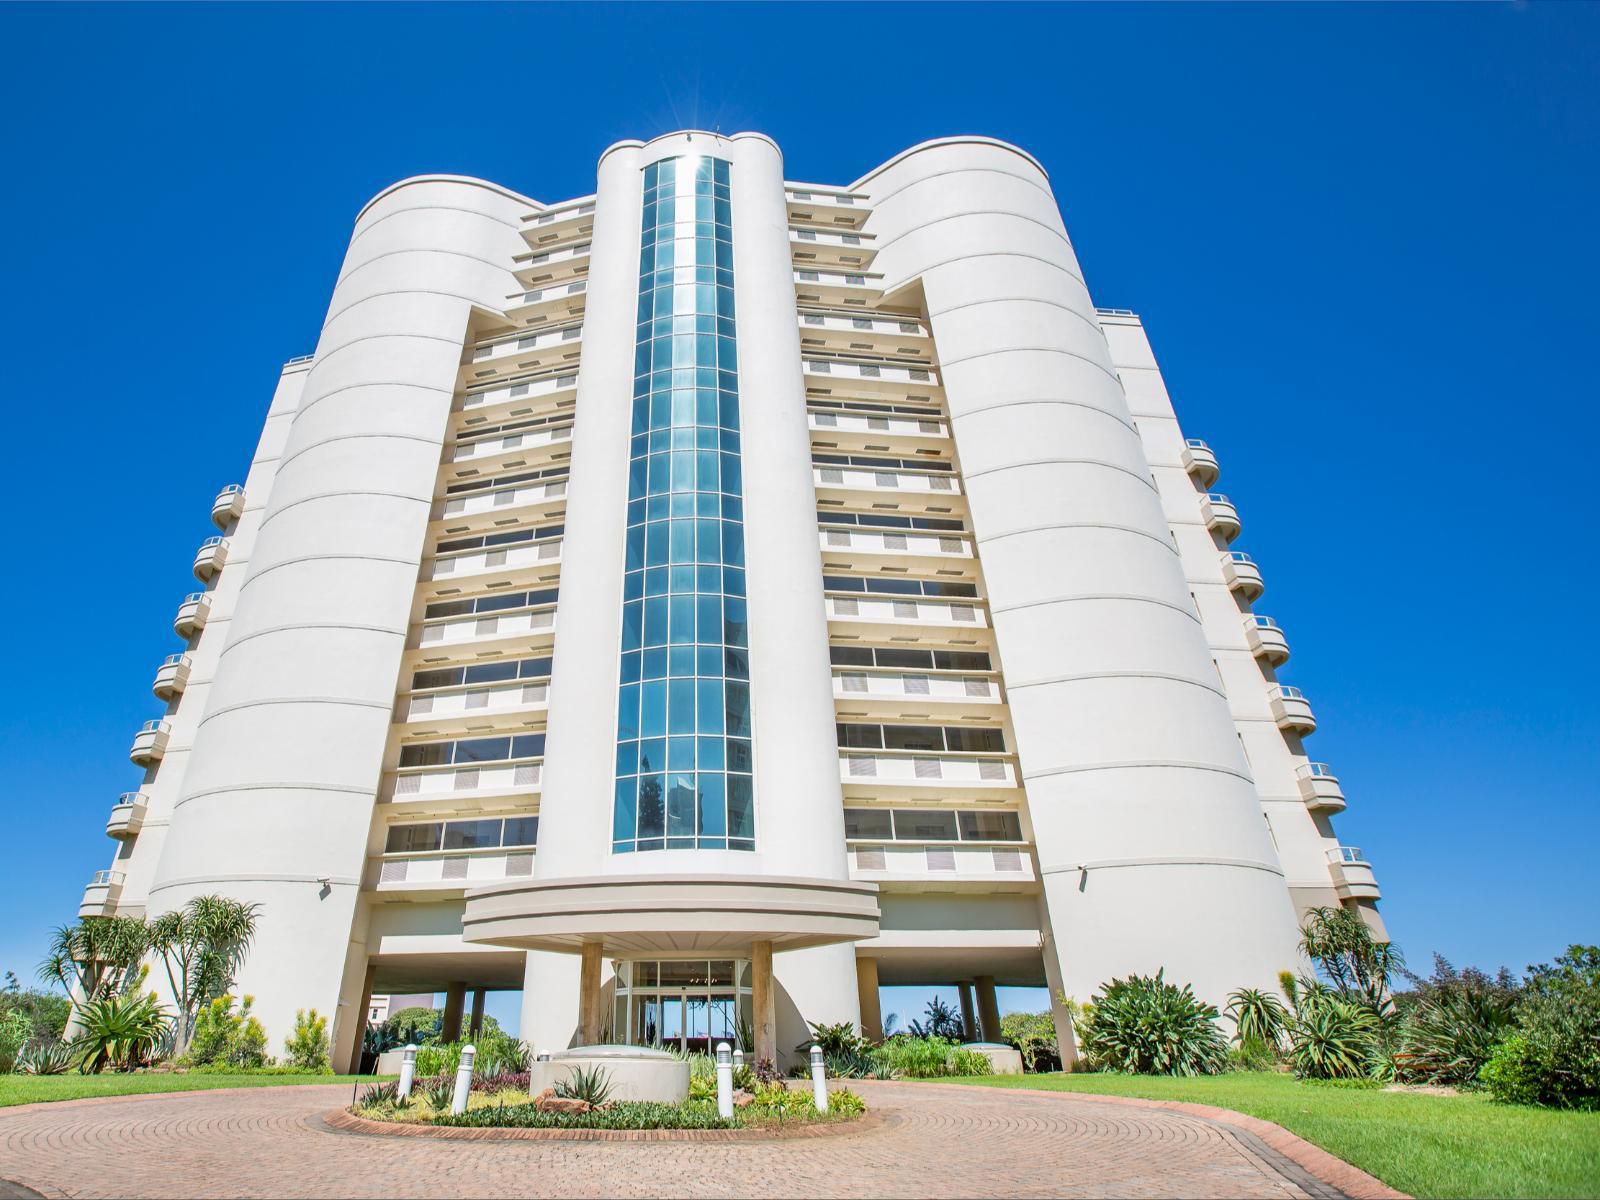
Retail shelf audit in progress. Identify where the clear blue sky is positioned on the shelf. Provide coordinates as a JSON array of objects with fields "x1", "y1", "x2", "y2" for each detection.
[{"x1": 2, "y1": 3, "x2": 1595, "y2": 1036}]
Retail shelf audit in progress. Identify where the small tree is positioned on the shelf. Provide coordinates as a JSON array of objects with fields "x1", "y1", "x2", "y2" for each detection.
[
  {"x1": 1298, "y1": 906, "x2": 1401, "y2": 1015},
  {"x1": 907, "y1": 997, "x2": 964, "y2": 1040},
  {"x1": 37, "y1": 917, "x2": 150, "y2": 1012},
  {"x1": 147, "y1": 896, "x2": 260, "y2": 1052},
  {"x1": 284, "y1": 1009, "x2": 331, "y2": 1073}
]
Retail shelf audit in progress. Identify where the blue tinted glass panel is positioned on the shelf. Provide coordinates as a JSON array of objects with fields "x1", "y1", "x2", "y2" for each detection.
[{"x1": 612, "y1": 155, "x2": 754, "y2": 853}]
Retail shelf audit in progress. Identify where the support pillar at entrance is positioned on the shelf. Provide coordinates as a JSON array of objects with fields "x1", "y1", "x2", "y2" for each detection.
[
  {"x1": 975, "y1": 976, "x2": 1002, "y2": 1043},
  {"x1": 341, "y1": 963, "x2": 378, "y2": 1074},
  {"x1": 469, "y1": 988, "x2": 486, "y2": 1037},
  {"x1": 752, "y1": 940, "x2": 775, "y2": 1066},
  {"x1": 578, "y1": 943, "x2": 604, "y2": 1045},
  {"x1": 855, "y1": 956, "x2": 883, "y2": 1041},
  {"x1": 958, "y1": 982, "x2": 977, "y2": 1041},
  {"x1": 441, "y1": 983, "x2": 466, "y2": 1042}
]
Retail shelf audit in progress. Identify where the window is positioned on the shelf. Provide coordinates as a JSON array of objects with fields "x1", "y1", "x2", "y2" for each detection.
[
  {"x1": 614, "y1": 155, "x2": 754, "y2": 854},
  {"x1": 398, "y1": 733, "x2": 545, "y2": 769},
  {"x1": 841, "y1": 808, "x2": 1022, "y2": 844},
  {"x1": 827, "y1": 645, "x2": 994, "y2": 673},
  {"x1": 959, "y1": 811, "x2": 1023, "y2": 841},
  {"x1": 836, "y1": 723, "x2": 1006, "y2": 754},
  {"x1": 384, "y1": 816, "x2": 540, "y2": 854},
  {"x1": 894, "y1": 810, "x2": 957, "y2": 840}
]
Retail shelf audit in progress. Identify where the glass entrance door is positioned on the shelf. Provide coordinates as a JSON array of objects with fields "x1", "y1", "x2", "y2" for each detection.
[{"x1": 611, "y1": 959, "x2": 752, "y2": 1052}]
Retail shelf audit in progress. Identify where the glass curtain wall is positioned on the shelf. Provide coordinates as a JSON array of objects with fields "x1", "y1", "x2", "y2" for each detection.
[
  {"x1": 612, "y1": 155, "x2": 754, "y2": 853},
  {"x1": 611, "y1": 959, "x2": 752, "y2": 1053}
]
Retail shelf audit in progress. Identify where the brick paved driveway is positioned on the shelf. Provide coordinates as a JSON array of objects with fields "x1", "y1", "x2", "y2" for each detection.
[{"x1": 0, "y1": 1080, "x2": 1355, "y2": 1199}]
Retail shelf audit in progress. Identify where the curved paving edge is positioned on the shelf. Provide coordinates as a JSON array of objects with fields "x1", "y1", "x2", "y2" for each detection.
[
  {"x1": 321, "y1": 1105, "x2": 883, "y2": 1141},
  {"x1": 895, "y1": 1081, "x2": 1409, "y2": 1200},
  {"x1": 0, "y1": 1082, "x2": 352, "y2": 1117}
]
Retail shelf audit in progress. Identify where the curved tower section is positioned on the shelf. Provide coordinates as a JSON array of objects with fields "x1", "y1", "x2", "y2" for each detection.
[
  {"x1": 858, "y1": 138, "x2": 1301, "y2": 1003},
  {"x1": 147, "y1": 177, "x2": 535, "y2": 1046}
]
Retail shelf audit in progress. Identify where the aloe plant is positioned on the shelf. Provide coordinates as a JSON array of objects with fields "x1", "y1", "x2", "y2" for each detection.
[{"x1": 553, "y1": 1063, "x2": 614, "y2": 1106}]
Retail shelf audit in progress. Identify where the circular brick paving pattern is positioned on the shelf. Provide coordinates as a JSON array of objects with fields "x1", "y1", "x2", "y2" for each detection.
[{"x1": 0, "y1": 1081, "x2": 1363, "y2": 1199}]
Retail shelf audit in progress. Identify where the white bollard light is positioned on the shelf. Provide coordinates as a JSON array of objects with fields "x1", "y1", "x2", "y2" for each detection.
[
  {"x1": 810, "y1": 1045, "x2": 828, "y2": 1113},
  {"x1": 715, "y1": 1041, "x2": 734, "y2": 1119},
  {"x1": 732, "y1": 1046, "x2": 744, "y2": 1070},
  {"x1": 397, "y1": 1043, "x2": 418, "y2": 1100},
  {"x1": 450, "y1": 1044, "x2": 476, "y2": 1116}
]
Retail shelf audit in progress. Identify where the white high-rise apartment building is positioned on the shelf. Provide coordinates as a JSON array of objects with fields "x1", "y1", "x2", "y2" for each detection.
[{"x1": 82, "y1": 133, "x2": 1383, "y2": 1071}]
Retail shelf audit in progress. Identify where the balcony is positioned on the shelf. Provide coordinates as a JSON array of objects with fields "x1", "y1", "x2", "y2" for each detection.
[
  {"x1": 449, "y1": 421, "x2": 573, "y2": 465},
  {"x1": 813, "y1": 465, "x2": 961, "y2": 501},
  {"x1": 849, "y1": 843, "x2": 1036, "y2": 892},
  {"x1": 1328, "y1": 846, "x2": 1381, "y2": 901},
  {"x1": 403, "y1": 679, "x2": 550, "y2": 726},
  {"x1": 797, "y1": 312, "x2": 928, "y2": 357},
  {"x1": 1201, "y1": 494, "x2": 1240, "y2": 542},
  {"x1": 129, "y1": 720, "x2": 171, "y2": 766},
  {"x1": 106, "y1": 793, "x2": 148, "y2": 839},
  {"x1": 809, "y1": 410, "x2": 947, "y2": 443},
  {"x1": 818, "y1": 528, "x2": 970, "y2": 563},
  {"x1": 803, "y1": 358, "x2": 938, "y2": 397},
  {"x1": 1296, "y1": 764, "x2": 1347, "y2": 812},
  {"x1": 173, "y1": 591, "x2": 211, "y2": 637},
  {"x1": 825, "y1": 595, "x2": 988, "y2": 635},
  {"x1": 840, "y1": 753, "x2": 1017, "y2": 795},
  {"x1": 793, "y1": 269, "x2": 879, "y2": 306},
  {"x1": 437, "y1": 476, "x2": 568, "y2": 522},
  {"x1": 1181, "y1": 440, "x2": 1219, "y2": 487},
  {"x1": 210, "y1": 484, "x2": 244, "y2": 529},
  {"x1": 417, "y1": 606, "x2": 557, "y2": 652},
  {"x1": 152, "y1": 653, "x2": 192, "y2": 699},
  {"x1": 1267, "y1": 686, "x2": 1317, "y2": 735},
  {"x1": 521, "y1": 199, "x2": 595, "y2": 246},
  {"x1": 1244, "y1": 615, "x2": 1290, "y2": 666},
  {"x1": 787, "y1": 188, "x2": 869, "y2": 229},
  {"x1": 427, "y1": 538, "x2": 563, "y2": 583},
  {"x1": 511, "y1": 240, "x2": 591, "y2": 289},
  {"x1": 372, "y1": 849, "x2": 535, "y2": 894},
  {"x1": 192, "y1": 536, "x2": 228, "y2": 582},
  {"x1": 834, "y1": 670, "x2": 1001, "y2": 709},
  {"x1": 458, "y1": 369, "x2": 579, "y2": 417},
  {"x1": 79, "y1": 871, "x2": 125, "y2": 917},
  {"x1": 1220, "y1": 552, "x2": 1264, "y2": 600},
  {"x1": 789, "y1": 227, "x2": 876, "y2": 269},
  {"x1": 465, "y1": 325, "x2": 584, "y2": 382},
  {"x1": 390, "y1": 760, "x2": 543, "y2": 806},
  {"x1": 505, "y1": 278, "x2": 588, "y2": 323}
]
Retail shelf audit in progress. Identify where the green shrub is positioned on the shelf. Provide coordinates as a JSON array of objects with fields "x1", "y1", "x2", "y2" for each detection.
[
  {"x1": 999, "y1": 1010, "x2": 1058, "y2": 1072},
  {"x1": 1285, "y1": 995, "x2": 1380, "y2": 1080},
  {"x1": 0, "y1": 1010, "x2": 32, "y2": 1073},
  {"x1": 949, "y1": 1047, "x2": 993, "y2": 1075},
  {"x1": 687, "y1": 1072, "x2": 717, "y2": 1102},
  {"x1": 283, "y1": 1009, "x2": 331, "y2": 1073},
  {"x1": 869, "y1": 1035, "x2": 971, "y2": 1078},
  {"x1": 1228, "y1": 1034, "x2": 1280, "y2": 1072},
  {"x1": 16, "y1": 1039, "x2": 73, "y2": 1075},
  {"x1": 436, "y1": 1099, "x2": 735, "y2": 1131},
  {"x1": 828, "y1": 1087, "x2": 866, "y2": 1116},
  {"x1": 1079, "y1": 971, "x2": 1230, "y2": 1076},
  {"x1": 187, "y1": 994, "x2": 268, "y2": 1069},
  {"x1": 1394, "y1": 982, "x2": 1517, "y2": 1086},
  {"x1": 1479, "y1": 946, "x2": 1600, "y2": 1110},
  {"x1": 383, "y1": 1006, "x2": 442, "y2": 1045}
]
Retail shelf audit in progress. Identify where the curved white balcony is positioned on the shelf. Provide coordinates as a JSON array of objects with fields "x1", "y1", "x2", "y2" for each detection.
[
  {"x1": 152, "y1": 653, "x2": 192, "y2": 699},
  {"x1": 1328, "y1": 846, "x2": 1381, "y2": 901},
  {"x1": 106, "y1": 793, "x2": 148, "y2": 839},
  {"x1": 1201, "y1": 493, "x2": 1240, "y2": 542},
  {"x1": 210, "y1": 484, "x2": 244, "y2": 529},
  {"x1": 129, "y1": 719, "x2": 171, "y2": 766},
  {"x1": 1221, "y1": 552, "x2": 1264, "y2": 600},
  {"x1": 1296, "y1": 764, "x2": 1347, "y2": 812},
  {"x1": 192, "y1": 536, "x2": 228, "y2": 582},
  {"x1": 1268, "y1": 685, "x2": 1316, "y2": 735},
  {"x1": 1244, "y1": 615, "x2": 1290, "y2": 666},
  {"x1": 174, "y1": 591, "x2": 211, "y2": 637},
  {"x1": 79, "y1": 871, "x2": 125, "y2": 917},
  {"x1": 1181, "y1": 439, "x2": 1219, "y2": 487}
]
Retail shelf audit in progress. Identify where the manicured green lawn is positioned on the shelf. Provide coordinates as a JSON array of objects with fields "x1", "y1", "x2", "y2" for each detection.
[
  {"x1": 942, "y1": 1071, "x2": 1600, "y2": 1199},
  {"x1": 0, "y1": 1073, "x2": 383, "y2": 1108}
]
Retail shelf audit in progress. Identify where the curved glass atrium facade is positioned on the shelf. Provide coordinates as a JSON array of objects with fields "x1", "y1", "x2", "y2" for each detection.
[{"x1": 612, "y1": 155, "x2": 754, "y2": 853}]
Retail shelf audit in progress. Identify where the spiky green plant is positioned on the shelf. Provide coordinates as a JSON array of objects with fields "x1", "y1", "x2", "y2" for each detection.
[
  {"x1": 1285, "y1": 994, "x2": 1380, "y2": 1080},
  {"x1": 1079, "y1": 971, "x2": 1230, "y2": 1076},
  {"x1": 1394, "y1": 983, "x2": 1517, "y2": 1086},
  {"x1": 553, "y1": 1063, "x2": 614, "y2": 1106},
  {"x1": 16, "y1": 1040, "x2": 73, "y2": 1075},
  {"x1": 70, "y1": 992, "x2": 173, "y2": 1073},
  {"x1": 1225, "y1": 987, "x2": 1290, "y2": 1050},
  {"x1": 1298, "y1": 906, "x2": 1401, "y2": 1015}
]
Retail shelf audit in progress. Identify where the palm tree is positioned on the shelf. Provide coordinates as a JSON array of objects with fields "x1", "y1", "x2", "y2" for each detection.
[
  {"x1": 907, "y1": 996, "x2": 964, "y2": 1040},
  {"x1": 1298, "y1": 906, "x2": 1402, "y2": 1015},
  {"x1": 147, "y1": 896, "x2": 260, "y2": 1051},
  {"x1": 37, "y1": 916, "x2": 150, "y2": 1014}
]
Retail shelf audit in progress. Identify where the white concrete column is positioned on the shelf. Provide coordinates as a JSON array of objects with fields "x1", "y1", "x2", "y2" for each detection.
[
  {"x1": 859, "y1": 138, "x2": 1301, "y2": 1009},
  {"x1": 145, "y1": 177, "x2": 536, "y2": 1053},
  {"x1": 855, "y1": 956, "x2": 883, "y2": 1042},
  {"x1": 521, "y1": 948, "x2": 582, "y2": 1052}
]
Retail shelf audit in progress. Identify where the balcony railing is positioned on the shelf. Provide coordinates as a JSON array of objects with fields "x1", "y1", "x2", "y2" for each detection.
[
  {"x1": 152, "y1": 653, "x2": 193, "y2": 699},
  {"x1": 1244, "y1": 615, "x2": 1290, "y2": 665},
  {"x1": 813, "y1": 465, "x2": 960, "y2": 496},
  {"x1": 1267, "y1": 685, "x2": 1317, "y2": 735},
  {"x1": 819, "y1": 528, "x2": 969, "y2": 560},
  {"x1": 849, "y1": 843, "x2": 1035, "y2": 885},
  {"x1": 1220, "y1": 551, "x2": 1264, "y2": 599},
  {"x1": 809, "y1": 411, "x2": 946, "y2": 440},
  {"x1": 1296, "y1": 763, "x2": 1346, "y2": 810},
  {"x1": 437, "y1": 476, "x2": 567, "y2": 521},
  {"x1": 825, "y1": 595, "x2": 987, "y2": 630},
  {"x1": 428, "y1": 538, "x2": 562, "y2": 582},
  {"x1": 79, "y1": 871, "x2": 126, "y2": 917},
  {"x1": 834, "y1": 671, "x2": 999, "y2": 705},
  {"x1": 174, "y1": 591, "x2": 211, "y2": 637},
  {"x1": 1201, "y1": 494, "x2": 1240, "y2": 541},
  {"x1": 192, "y1": 536, "x2": 228, "y2": 582},
  {"x1": 390, "y1": 759, "x2": 543, "y2": 803},
  {"x1": 404, "y1": 679, "x2": 550, "y2": 723},
  {"x1": 210, "y1": 484, "x2": 245, "y2": 529},
  {"x1": 129, "y1": 720, "x2": 171, "y2": 766},
  {"x1": 1327, "y1": 845, "x2": 1380, "y2": 900},
  {"x1": 841, "y1": 753, "x2": 1016, "y2": 789},
  {"x1": 106, "y1": 793, "x2": 148, "y2": 839},
  {"x1": 373, "y1": 849, "x2": 535, "y2": 890},
  {"x1": 1181, "y1": 439, "x2": 1220, "y2": 487}
]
